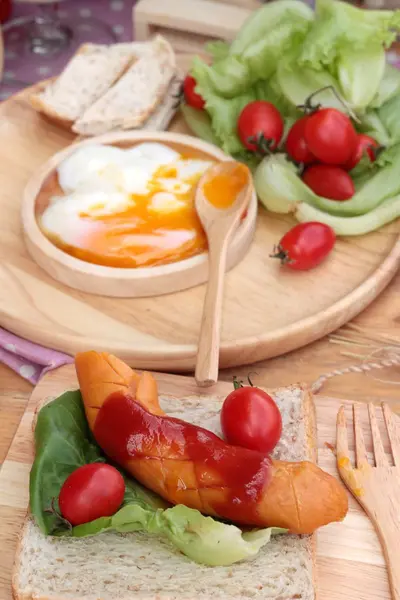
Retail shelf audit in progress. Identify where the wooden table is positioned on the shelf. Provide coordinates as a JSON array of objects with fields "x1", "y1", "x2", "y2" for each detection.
[{"x1": 1, "y1": 263, "x2": 399, "y2": 467}]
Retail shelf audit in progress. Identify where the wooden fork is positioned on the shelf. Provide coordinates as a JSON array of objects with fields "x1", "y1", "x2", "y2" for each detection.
[{"x1": 337, "y1": 403, "x2": 400, "y2": 599}]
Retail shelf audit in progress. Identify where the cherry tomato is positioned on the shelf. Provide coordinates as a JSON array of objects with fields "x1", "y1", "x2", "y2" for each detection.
[
  {"x1": 285, "y1": 116, "x2": 315, "y2": 164},
  {"x1": 221, "y1": 380, "x2": 282, "y2": 453},
  {"x1": 183, "y1": 75, "x2": 205, "y2": 110},
  {"x1": 272, "y1": 222, "x2": 336, "y2": 271},
  {"x1": 237, "y1": 101, "x2": 284, "y2": 152},
  {"x1": 342, "y1": 134, "x2": 379, "y2": 171},
  {"x1": 59, "y1": 463, "x2": 125, "y2": 526},
  {"x1": 302, "y1": 164, "x2": 354, "y2": 201},
  {"x1": 304, "y1": 108, "x2": 357, "y2": 165}
]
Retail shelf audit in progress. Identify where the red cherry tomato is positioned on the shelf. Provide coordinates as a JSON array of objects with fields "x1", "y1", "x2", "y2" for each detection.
[
  {"x1": 342, "y1": 134, "x2": 379, "y2": 171},
  {"x1": 304, "y1": 108, "x2": 357, "y2": 165},
  {"x1": 285, "y1": 116, "x2": 315, "y2": 164},
  {"x1": 183, "y1": 75, "x2": 205, "y2": 110},
  {"x1": 302, "y1": 164, "x2": 355, "y2": 201},
  {"x1": 59, "y1": 463, "x2": 125, "y2": 526},
  {"x1": 272, "y1": 222, "x2": 336, "y2": 271},
  {"x1": 237, "y1": 101, "x2": 284, "y2": 152},
  {"x1": 220, "y1": 381, "x2": 282, "y2": 453}
]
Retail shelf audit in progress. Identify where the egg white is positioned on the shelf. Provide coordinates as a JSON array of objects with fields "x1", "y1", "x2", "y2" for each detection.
[
  {"x1": 46, "y1": 143, "x2": 215, "y2": 253},
  {"x1": 58, "y1": 145, "x2": 126, "y2": 193},
  {"x1": 41, "y1": 189, "x2": 133, "y2": 246}
]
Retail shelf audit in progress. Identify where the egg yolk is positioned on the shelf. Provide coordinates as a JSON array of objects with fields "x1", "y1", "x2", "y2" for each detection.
[
  {"x1": 202, "y1": 163, "x2": 249, "y2": 209},
  {"x1": 42, "y1": 155, "x2": 213, "y2": 269}
]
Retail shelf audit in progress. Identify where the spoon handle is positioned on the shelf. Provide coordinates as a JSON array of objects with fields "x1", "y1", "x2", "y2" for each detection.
[{"x1": 195, "y1": 232, "x2": 229, "y2": 388}]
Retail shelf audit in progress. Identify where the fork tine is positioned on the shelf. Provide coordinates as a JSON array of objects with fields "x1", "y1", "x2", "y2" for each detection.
[
  {"x1": 368, "y1": 403, "x2": 387, "y2": 467},
  {"x1": 337, "y1": 406, "x2": 351, "y2": 467},
  {"x1": 382, "y1": 403, "x2": 400, "y2": 466},
  {"x1": 353, "y1": 403, "x2": 369, "y2": 468}
]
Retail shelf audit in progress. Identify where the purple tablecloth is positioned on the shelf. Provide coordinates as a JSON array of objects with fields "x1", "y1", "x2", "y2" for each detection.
[{"x1": 1, "y1": 0, "x2": 135, "y2": 100}]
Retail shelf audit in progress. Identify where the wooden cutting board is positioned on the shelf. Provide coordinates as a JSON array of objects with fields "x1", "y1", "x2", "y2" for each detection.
[{"x1": 0, "y1": 364, "x2": 393, "y2": 600}]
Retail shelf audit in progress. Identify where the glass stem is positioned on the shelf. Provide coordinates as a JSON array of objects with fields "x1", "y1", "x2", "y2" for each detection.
[{"x1": 30, "y1": 2, "x2": 72, "y2": 56}]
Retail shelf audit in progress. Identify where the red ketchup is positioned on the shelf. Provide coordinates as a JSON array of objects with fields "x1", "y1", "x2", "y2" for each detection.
[{"x1": 94, "y1": 392, "x2": 272, "y2": 525}]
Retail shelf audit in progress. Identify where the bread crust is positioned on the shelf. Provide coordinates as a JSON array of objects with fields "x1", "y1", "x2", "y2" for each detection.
[
  {"x1": 72, "y1": 36, "x2": 177, "y2": 136},
  {"x1": 28, "y1": 42, "x2": 142, "y2": 131},
  {"x1": 13, "y1": 383, "x2": 318, "y2": 600}
]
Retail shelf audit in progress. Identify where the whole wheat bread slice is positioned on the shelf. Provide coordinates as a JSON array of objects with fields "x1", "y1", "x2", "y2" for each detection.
[
  {"x1": 13, "y1": 384, "x2": 317, "y2": 600},
  {"x1": 29, "y1": 42, "x2": 144, "y2": 126},
  {"x1": 72, "y1": 36, "x2": 177, "y2": 136}
]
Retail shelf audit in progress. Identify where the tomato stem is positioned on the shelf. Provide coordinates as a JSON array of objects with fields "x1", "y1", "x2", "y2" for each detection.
[
  {"x1": 247, "y1": 372, "x2": 258, "y2": 387},
  {"x1": 372, "y1": 144, "x2": 386, "y2": 161},
  {"x1": 172, "y1": 76, "x2": 185, "y2": 109},
  {"x1": 298, "y1": 85, "x2": 360, "y2": 124},
  {"x1": 233, "y1": 376, "x2": 244, "y2": 389},
  {"x1": 45, "y1": 497, "x2": 73, "y2": 533},
  {"x1": 270, "y1": 244, "x2": 290, "y2": 265},
  {"x1": 248, "y1": 132, "x2": 277, "y2": 156}
]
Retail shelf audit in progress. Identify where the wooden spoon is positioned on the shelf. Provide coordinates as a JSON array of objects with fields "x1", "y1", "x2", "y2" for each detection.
[{"x1": 194, "y1": 160, "x2": 253, "y2": 388}]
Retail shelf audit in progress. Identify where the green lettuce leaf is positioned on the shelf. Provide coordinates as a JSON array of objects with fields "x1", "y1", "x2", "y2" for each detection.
[
  {"x1": 337, "y1": 45, "x2": 385, "y2": 109},
  {"x1": 299, "y1": 0, "x2": 400, "y2": 70},
  {"x1": 205, "y1": 40, "x2": 230, "y2": 61},
  {"x1": 30, "y1": 391, "x2": 104, "y2": 535},
  {"x1": 230, "y1": 0, "x2": 313, "y2": 55},
  {"x1": 31, "y1": 391, "x2": 287, "y2": 567},
  {"x1": 378, "y1": 92, "x2": 400, "y2": 143},
  {"x1": 190, "y1": 0, "x2": 313, "y2": 100},
  {"x1": 297, "y1": 0, "x2": 400, "y2": 110},
  {"x1": 370, "y1": 62, "x2": 400, "y2": 108},
  {"x1": 191, "y1": 57, "x2": 256, "y2": 155},
  {"x1": 71, "y1": 504, "x2": 286, "y2": 567},
  {"x1": 254, "y1": 75, "x2": 301, "y2": 121},
  {"x1": 254, "y1": 154, "x2": 316, "y2": 214},
  {"x1": 357, "y1": 110, "x2": 391, "y2": 146},
  {"x1": 276, "y1": 52, "x2": 346, "y2": 111},
  {"x1": 180, "y1": 104, "x2": 220, "y2": 146}
]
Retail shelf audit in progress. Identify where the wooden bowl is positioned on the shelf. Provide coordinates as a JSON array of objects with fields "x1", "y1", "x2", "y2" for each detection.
[{"x1": 21, "y1": 131, "x2": 257, "y2": 298}]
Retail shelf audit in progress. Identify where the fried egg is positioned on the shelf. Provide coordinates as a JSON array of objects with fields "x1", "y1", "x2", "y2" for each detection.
[{"x1": 40, "y1": 142, "x2": 214, "y2": 268}]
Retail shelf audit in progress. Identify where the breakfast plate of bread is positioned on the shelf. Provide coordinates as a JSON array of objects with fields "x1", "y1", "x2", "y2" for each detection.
[
  {"x1": 9, "y1": 351, "x2": 351, "y2": 600},
  {"x1": 30, "y1": 35, "x2": 181, "y2": 136}
]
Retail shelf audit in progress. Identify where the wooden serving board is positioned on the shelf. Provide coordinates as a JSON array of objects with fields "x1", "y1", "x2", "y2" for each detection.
[
  {"x1": 0, "y1": 58, "x2": 399, "y2": 371},
  {"x1": 0, "y1": 364, "x2": 393, "y2": 600}
]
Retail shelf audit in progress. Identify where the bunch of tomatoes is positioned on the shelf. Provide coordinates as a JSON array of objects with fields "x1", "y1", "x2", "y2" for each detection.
[
  {"x1": 183, "y1": 75, "x2": 379, "y2": 270},
  {"x1": 183, "y1": 75, "x2": 379, "y2": 203},
  {"x1": 237, "y1": 99, "x2": 379, "y2": 202},
  {"x1": 57, "y1": 377, "x2": 283, "y2": 528}
]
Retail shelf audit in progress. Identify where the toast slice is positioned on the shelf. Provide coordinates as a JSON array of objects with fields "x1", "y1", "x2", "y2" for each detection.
[
  {"x1": 13, "y1": 384, "x2": 317, "y2": 600},
  {"x1": 72, "y1": 35, "x2": 177, "y2": 136},
  {"x1": 29, "y1": 42, "x2": 143, "y2": 126}
]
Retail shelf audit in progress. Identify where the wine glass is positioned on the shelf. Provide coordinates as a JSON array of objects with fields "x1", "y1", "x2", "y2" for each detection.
[
  {"x1": 0, "y1": 0, "x2": 119, "y2": 99},
  {"x1": 3, "y1": 1, "x2": 118, "y2": 57}
]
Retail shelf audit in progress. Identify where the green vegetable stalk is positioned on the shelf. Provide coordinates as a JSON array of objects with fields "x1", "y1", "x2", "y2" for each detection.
[{"x1": 295, "y1": 195, "x2": 400, "y2": 236}]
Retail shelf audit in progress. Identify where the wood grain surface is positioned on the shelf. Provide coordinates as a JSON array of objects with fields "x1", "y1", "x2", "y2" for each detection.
[
  {"x1": 0, "y1": 364, "x2": 398, "y2": 600},
  {"x1": 0, "y1": 70, "x2": 399, "y2": 371}
]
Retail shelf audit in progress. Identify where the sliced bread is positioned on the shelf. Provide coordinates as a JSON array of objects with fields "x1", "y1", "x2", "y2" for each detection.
[
  {"x1": 13, "y1": 384, "x2": 317, "y2": 600},
  {"x1": 29, "y1": 42, "x2": 143, "y2": 125},
  {"x1": 72, "y1": 35, "x2": 177, "y2": 136}
]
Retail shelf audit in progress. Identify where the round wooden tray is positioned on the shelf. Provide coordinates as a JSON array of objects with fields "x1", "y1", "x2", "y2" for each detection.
[{"x1": 1, "y1": 86, "x2": 400, "y2": 371}]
